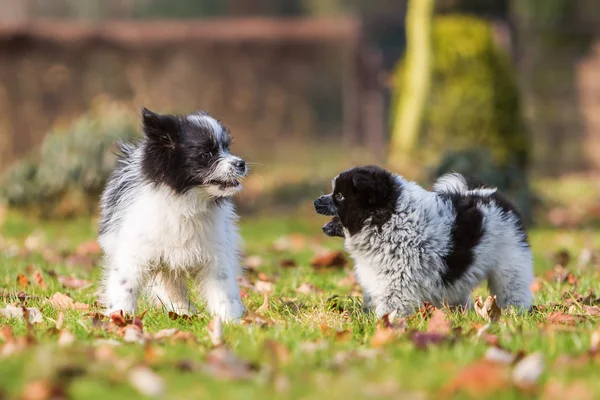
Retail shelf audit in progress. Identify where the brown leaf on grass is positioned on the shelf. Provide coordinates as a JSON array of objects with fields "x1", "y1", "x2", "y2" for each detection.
[
  {"x1": 543, "y1": 381, "x2": 595, "y2": 400},
  {"x1": 511, "y1": 352, "x2": 544, "y2": 391},
  {"x1": 203, "y1": 347, "x2": 257, "y2": 380},
  {"x1": 242, "y1": 311, "x2": 275, "y2": 328},
  {"x1": 442, "y1": 360, "x2": 512, "y2": 397},
  {"x1": 254, "y1": 280, "x2": 274, "y2": 294},
  {"x1": 265, "y1": 339, "x2": 291, "y2": 366},
  {"x1": 17, "y1": 274, "x2": 30, "y2": 288},
  {"x1": 153, "y1": 328, "x2": 179, "y2": 340},
  {"x1": 335, "y1": 329, "x2": 352, "y2": 343},
  {"x1": 57, "y1": 330, "x2": 76, "y2": 347},
  {"x1": 256, "y1": 292, "x2": 270, "y2": 314},
  {"x1": 123, "y1": 325, "x2": 145, "y2": 344},
  {"x1": 65, "y1": 254, "x2": 96, "y2": 269},
  {"x1": 337, "y1": 272, "x2": 358, "y2": 288},
  {"x1": 75, "y1": 240, "x2": 101, "y2": 257},
  {"x1": 591, "y1": 330, "x2": 600, "y2": 354},
  {"x1": 207, "y1": 316, "x2": 223, "y2": 347},
  {"x1": 279, "y1": 258, "x2": 297, "y2": 268},
  {"x1": 272, "y1": 234, "x2": 307, "y2": 252},
  {"x1": 21, "y1": 379, "x2": 66, "y2": 400},
  {"x1": 1, "y1": 304, "x2": 43, "y2": 324},
  {"x1": 296, "y1": 282, "x2": 322, "y2": 295},
  {"x1": 581, "y1": 305, "x2": 600, "y2": 316},
  {"x1": 530, "y1": 279, "x2": 542, "y2": 293},
  {"x1": 128, "y1": 366, "x2": 165, "y2": 397},
  {"x1": 410, "y1": 332, "x2": 449, "y2": 349},
  {"x1": 0, "y1": 326, "x2": 36, "y2": 357},
  {"x1": 310, "y1": 250, "x2": 347, "y2": 270},
  {"x1": 474, "y1": 296, "x2": 501, "y2": 322},
  {"x1": 244, "y1": 255, "x2": 264, "y2": 269},
  {"x1": 547, "y1": 312, "x2": 587, "y2": 326},
  {"x1": 427, "y1": 309, "x2": 451, "y2": 335},
  {"x1": 418, "y1": 302, "x2": 436, "y2": 319},
  {"x1": 56, "y1": 275, "x2": 92, "y2": 290},
  {"x1": 48, "y1": 292, "x2": 90, "y2": 311},
  {"x1": 33, "y1": 271, "x2": 45, "y2": 288},
  {"x1": 168, "y1": 311, "x2": 196, "y2": 321},
  {"x1": 371, "y1": 314, "x2": 406, "y2": 347},
  {"x1": 544, "y1": 265, "x2": 577, "y2": 285}
]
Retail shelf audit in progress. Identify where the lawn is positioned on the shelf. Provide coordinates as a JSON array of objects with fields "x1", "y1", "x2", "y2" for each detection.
[{"x1": 0, "y1": 210, "x2": 599, "y2": 400}]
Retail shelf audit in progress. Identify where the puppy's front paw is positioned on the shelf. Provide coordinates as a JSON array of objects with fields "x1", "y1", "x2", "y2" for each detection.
[{"x1": 212, "y1": 298, "x2": 245, "y2": 323}]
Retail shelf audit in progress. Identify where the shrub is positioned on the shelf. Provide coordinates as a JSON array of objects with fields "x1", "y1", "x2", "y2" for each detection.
[{"x1": 0, "y1": 101, "x2": 139, "y2": 218}]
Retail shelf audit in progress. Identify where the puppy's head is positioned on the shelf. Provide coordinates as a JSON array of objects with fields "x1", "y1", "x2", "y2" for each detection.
[
  {"x1": 140, "y1": 108, "x2": 247, "y2": 197},
  {"x1": 314, "y1": 165, "x2": 400, "y2": 236}
]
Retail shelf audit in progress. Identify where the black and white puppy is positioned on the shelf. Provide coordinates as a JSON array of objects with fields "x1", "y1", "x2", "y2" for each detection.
[
  {"x1": 314, "y1": 165, "x2": 533, "y2": 317},
  {"x1": 98, "y1": 108, "x2": 247, "y2": 321}
]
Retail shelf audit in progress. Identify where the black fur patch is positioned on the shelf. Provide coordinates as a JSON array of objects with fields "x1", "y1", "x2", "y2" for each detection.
[
  {"x1": 439, "y1": 189, "x2": 528, "y2": 285},
  {"x1": 332, "y1": 165, "x2": 401, "y2": 236},
  {"x1": 439, "y1": 193, "x2": 484, "y2": 285},
  {"x1": 140, "y1": 108, "x2": 232, "y2": 194}
]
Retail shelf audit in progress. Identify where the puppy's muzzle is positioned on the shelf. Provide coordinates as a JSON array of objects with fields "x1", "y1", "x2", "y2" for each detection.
[
  {"x1": 322, "y1": 217, "x2": 344, "y2": 238},
  {"x1": 314, "y1": 195, "x2": 336, "y2": 216}
]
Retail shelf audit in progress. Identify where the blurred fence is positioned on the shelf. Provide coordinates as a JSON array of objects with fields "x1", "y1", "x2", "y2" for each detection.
[{"x1": 0, "y1": 17, "x2": 386, "y2": 172}]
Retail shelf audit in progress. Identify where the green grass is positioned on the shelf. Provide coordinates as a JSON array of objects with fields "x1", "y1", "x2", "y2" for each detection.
[{"x1": 1, "y1": 212, "x2": 599, "y2": 399}]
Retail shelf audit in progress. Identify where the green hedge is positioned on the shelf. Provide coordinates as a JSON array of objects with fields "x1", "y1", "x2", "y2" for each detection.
[
  {"x1": 0, "y1": 102, "x2": 138, "y2": 218},
  {"x1": 423, "y1": 14, "x2": 528, "y2": 167}
]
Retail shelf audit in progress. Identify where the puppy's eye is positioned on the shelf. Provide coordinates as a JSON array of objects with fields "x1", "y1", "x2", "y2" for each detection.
[
  {"x1": 201, "y1": 152, "x2": 213, "y2": 159},
  {"x1": 335, "y1": 193, "x2": 344, "y2": 202}
]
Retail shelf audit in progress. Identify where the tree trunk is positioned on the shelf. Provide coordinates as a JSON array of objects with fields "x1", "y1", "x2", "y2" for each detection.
[{"x1": 389, "y1": 0, "x2": 434, "y2": 160}]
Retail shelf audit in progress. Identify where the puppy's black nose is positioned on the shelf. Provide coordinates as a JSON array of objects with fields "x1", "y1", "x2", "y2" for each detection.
[{"x1": 233, "y1": 159, "x2": 246, "y2": 172}]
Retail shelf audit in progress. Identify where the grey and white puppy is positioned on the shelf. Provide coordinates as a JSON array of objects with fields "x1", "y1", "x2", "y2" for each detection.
[
  {"x1": 314, "y1": 165, "x2": 533, "y2": 317},
  {"x1": 98, "y1": 108, "x2": 247, "y2": 321}
]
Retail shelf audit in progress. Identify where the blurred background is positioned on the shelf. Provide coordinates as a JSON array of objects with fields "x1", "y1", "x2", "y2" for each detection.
[{"x1": 0, "y1": 0, "x2": 599, "y2": 228}]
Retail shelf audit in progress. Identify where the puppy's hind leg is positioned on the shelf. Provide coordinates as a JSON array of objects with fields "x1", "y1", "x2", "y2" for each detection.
[
  {"x1": 147, "y1": 271, "x2": 197, "y2": 316},
  {"x1": 487, "y1": 247, "x2": 534, "y2": 313}
]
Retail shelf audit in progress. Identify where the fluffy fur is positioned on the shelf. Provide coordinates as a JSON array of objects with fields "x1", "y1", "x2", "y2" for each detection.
[
  {"x1": 314, "y1": 166, "x2": 533, "y2": 318},
  {"x1": 98, "y1": 108, "x2": 247, "y2": 321}
]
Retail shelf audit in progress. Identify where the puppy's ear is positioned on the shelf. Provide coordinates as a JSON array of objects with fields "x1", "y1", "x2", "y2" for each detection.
[
  {"x1": 141, "y1": 107, "x2": 180, "y2": 147},
  {"x1": 353, "y1": 171, "x2": 392, "y2": 206},
  {"x1": 352, "y1": 173, "x2": 379, "y2": 205}
]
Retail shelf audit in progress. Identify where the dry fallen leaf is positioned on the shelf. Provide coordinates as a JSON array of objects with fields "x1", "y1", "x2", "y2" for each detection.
[
  {"x1": 153, "y1": 328, "x2": 179, "y2": 340},
  {"x1": 128, "y1": 366, "x2": 165, "y2": 397},
  {"x1": 271, "y1": 233, "x2": 310, "y2": 253},
  {"x1": 33, "y1": 271, "x2": 45, "y2": 288},
  {"x1": 279, "y1": 259, "x2": 297, "y2": 268},
  {"x1": 474, "y1": 295, "x2": 501, "y2": 322},
  {"x1": 265, "y1": 339, "x2": 291, "y2": 366},
  {"x1": 21, "y1": 379, "x2": 64, "y2": 400},
  {"x1": 427, "y1": 309, "x2": 451, "y2": 335},
  {"x1": 123, "y1": 325, "x2": 145, "y2": 344},
  {"x1": 371, "y1": 315, "x2": 406, "y2": 347},
  {"x1": 310, "y1": 250, "x2": 347, "y2": 270},
  {"x1": 512, "y1": 352, "x2": 544, "y2": 390},
  {"x1": 410, "y1": 332, "x2": 448, "y2": 349},
  {"x1": 547, "y1": 312, "x2": 586, "y2": 326},
  {"x1": 0, "y1": 304, "x2": 43, "y2": 324},
  {"x1": 76, "y1": 240, "x2": 101, "y2": 257},
  {"x1": 207, "y1": 316, "x2": 223, "y2": 347},
  {"x1": 56, "y1": 275, "x2": 92, "y2": 290},
  {"x1": 542, "y1": 381, "x2": 595, "y2": 400},
  {"x1": 244, "y1": 255, "x2": 264, "y2": 269},
  {"x1": 203, "y1": 347, "x2": 256, "y2": 380},
  {"x1": 335, "y1": 329, "x2": 352, "y2": 343},
  {"x1": 442, "y1": 360, "x2": 512, "y2": 396},
  {"x1": 296, "y1": 282, "x2": 321, "y2": 295},
  {"x1": 48, "y1": 292, "x2": 90, "y2": 311},
  {"x1": 57, "y1": 330, "x2": 76, "y2": 347},
  {"x1": 254, "y1": 280, "x2": 274, "y2": 294},
  {"x1": 256, "y1": 292, "x2": 270, "y2": 314},
  {"x1": 17, "y1": 274, "x2": 30, "y2": 288}
]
